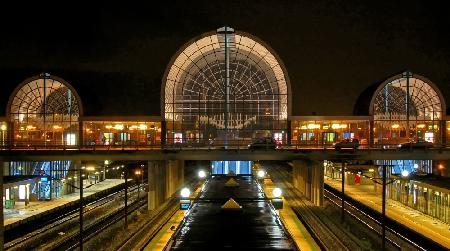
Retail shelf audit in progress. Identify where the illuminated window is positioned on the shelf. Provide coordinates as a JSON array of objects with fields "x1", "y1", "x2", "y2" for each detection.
[
  {"x1": 8, "y1": 73, "x2": 82, "y2": 147},
  {"x1": 163, "y1": 27, "x2": 290, "y2": 145}
]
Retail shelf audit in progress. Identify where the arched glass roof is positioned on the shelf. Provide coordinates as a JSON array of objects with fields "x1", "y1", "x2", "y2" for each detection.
[
  {"x1": 371, "y1": 72, "x2": 444, "y2": 121},
  {"x1": 164, "y1": 27, "x2": 289, "y2": 121},
  {"x1": 9, "y1": 74, "x2": 81, "y2": 120}
]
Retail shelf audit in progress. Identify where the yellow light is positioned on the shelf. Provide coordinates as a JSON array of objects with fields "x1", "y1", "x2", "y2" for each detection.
[
  {"x1": 391, "y1": 124, "x2": 400, "y2": 129},
  {"x1": 86, "y1": 167, "x2": 95, "y2": 171},
  {"x1": 417, "y1": 124, "x2": 426, "y2": 129},
  {"x1": 307, "y1": 123, "x2": 320, "y2": 129},
  {"x1": 105, "y1": 125, "x2": 112, "y2": 129},
  {"x1": 368, "y1": 169, "x2": 374, "y2": 172},
  {"x1": 300, "y1": 125, "x2": 307, "y2": 130},
  {"x1": 135, "y1": 170, "x2": 142, "y2": 175},
  {"x1": 438, "y1": 164, "x2": 444, "y2": 170},
  {"x1": 53, "y1": 125, "x2": 62, "y2": 129},
  {"x1": 331, "y1": 124, "x2": 340, "y2": 129},
  {"x1": 26, "y1": 125, "x2": 36, "y2": 130},
  {"x1": 139, "y1": 124, "x2": 147, "y2": 130},
  {"x1": 323, "y1": 126, "x2": 329, "y2": 129},
  {"x1": 0, "y1": 124, "x2": 6, "y2": 131},
  {"x1": 114, "y1": 124, "x2": 124, "y2": 130},
  {"x1": 339, "y1": 124, "x2": 347, "y2": 129}
]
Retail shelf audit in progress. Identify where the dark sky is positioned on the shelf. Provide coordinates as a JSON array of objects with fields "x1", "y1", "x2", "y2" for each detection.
[{"x1": 1, "y1": 0, "x2": 449, "y2": 117}]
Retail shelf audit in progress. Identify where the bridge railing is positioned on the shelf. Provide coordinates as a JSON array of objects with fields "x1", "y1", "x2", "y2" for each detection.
[{"x1": 1, "y1": 140, "x2": 448, "y2": 151}]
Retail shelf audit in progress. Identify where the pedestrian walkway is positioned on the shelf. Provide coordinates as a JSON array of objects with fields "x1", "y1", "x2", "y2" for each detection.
[
  {"x1": 3, "y1": 179, "x2": 125, "y2": 226},
  {"x1": 325, "y1": 177, "x2": 450, "y2": 248}
]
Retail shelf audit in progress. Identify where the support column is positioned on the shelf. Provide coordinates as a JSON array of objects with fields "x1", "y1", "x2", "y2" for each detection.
[
  {"x1": 293, "y1": 159, "x2": 323, "y2": 206},
  {"x1": 166, "y1": 160, "x2": 185, "y2": 198},
  {"x1": 148, "y1": 160, "x2": 167, "y2": 209},
  {"x1": 311, "y1": 160, "x2": 324, "y2": 206}
]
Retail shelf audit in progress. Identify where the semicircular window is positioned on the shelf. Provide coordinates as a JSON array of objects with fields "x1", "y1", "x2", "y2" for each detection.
[
  {"x1": 164, "y1": 27, "x2": 289, "y2": 146},
  {"x1": 372, "y1": 72, "x2": 444, "y2": 144},
  {"x1": 9, "y1": 74, "x2": 81, "y2": 147}
]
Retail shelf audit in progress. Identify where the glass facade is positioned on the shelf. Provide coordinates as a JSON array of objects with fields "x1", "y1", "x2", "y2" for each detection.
[
  {"x1": 211, "y1": 160, "x2": 252, "y2": 175},
  {"x1": 390, "y1": 180, "x2": 450, "y2": 224},
  {"x1": 8, "y1": 73, "x2": 81, "y2": 148},
  {"x1": 371, "y1": 72, "x2": 445, "y2": 146},
  {"x1": 8, "y1": 161, "x2": 73, "y2": 200},
  {"x1": 291, "y1": 119, "x2": 370, "y2": 147},
  {"x1": 163, "y1": 27, "x2": 289, "y2": 146},
  {"x1": 83, "y1": 121, "x2": 161, "y2": 147}
]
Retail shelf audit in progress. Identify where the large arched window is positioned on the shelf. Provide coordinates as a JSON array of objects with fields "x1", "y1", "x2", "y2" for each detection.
[
  {"x1": 163, "y1": 27, "x2": 290, "y2": 145},
  {"x1": 7, "y1": 73, "x2": 82, "y2": 147},
  {"x1": 370, "y1": 71, "x2": 446, "y2": 144}
]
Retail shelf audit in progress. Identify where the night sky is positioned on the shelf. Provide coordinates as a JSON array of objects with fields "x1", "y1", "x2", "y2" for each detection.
[{"x1": 1, "y1": 1, "x2": 449, "y2": 117}]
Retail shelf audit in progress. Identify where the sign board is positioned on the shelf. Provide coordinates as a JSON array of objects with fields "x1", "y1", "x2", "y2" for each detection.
[{"x1": 180, "y1": 199, "x2": 191, "y2": 210}]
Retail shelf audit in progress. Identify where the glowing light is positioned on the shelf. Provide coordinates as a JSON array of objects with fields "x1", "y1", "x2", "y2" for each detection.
[
  {"x1": 307, "y1": 123, "x2": 320, "y2": 129},
  {"x1": 438, "y1": 164, "x2": 444, "y2": 170},
  {"x1": 417, "y1": 124, "x2": 426, "y2": 129},
  {"x1": 139, "y1": 124, "x2": 147, "y2": 130},
  {"x1": 180, "y1": 188, "x2": 191, "y2": 198},
  {"x1": 391, "y1": 124, "x2": 400, "y2": 129},
  {"x1": 26, "y1": 125, "x2": 36, "y2": 130},
  {"x1": 413, "y1": 164, "x2": 418, "y2": 169},
  {"x1": 331, "y1": 124, "x2": 340, "y2": 129},
  {"x1": 340, "y1": 124, "x2": 347, "y2": 129},
  {"x1": 257, "y1": 170, "x2": 266, "y2": 178},
  {"x1": 0, "y1": 124, "x2": 6, "y2": 131},
  {"x1": 401, "y1": 170, "x2": 409, "y2": 177},
  {"x1": 368, "y1": 169, "x2": 374, "y2": 172},
  {"x1": 114, "y1": 124, "x2": 124, "y2": 130},
  {"x1": 53, "y1": 125, "x2": 62, "y2": 129},
  {"x1": 86, "y1": 167, "x2": 95, "y2": 171},
  {"x1": 272, "y1": 187, "x2": 282, "y2": 198},
  {"x1": 198, "y1": 170, "x2": 206, "y2": 178},
  {"x1": 105, "y1": 125, "x2": 113, "y2": 129}
]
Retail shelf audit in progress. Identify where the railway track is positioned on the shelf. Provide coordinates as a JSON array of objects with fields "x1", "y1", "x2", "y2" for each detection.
[
  {"x1": 5, "y1": 183, "x2": 144, "y2": 250},
  {"x1": 269, "y1": 166, "x2": 357, "y2": 250},
  {"x1": 324, "y1": 188, "x2": 424, "y2": 250},
  {"x1": 267, "y1": 162, "x2": 444, "y2": 250}
]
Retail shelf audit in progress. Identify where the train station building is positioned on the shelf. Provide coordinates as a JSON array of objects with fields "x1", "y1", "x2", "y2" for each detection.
[{"x1": 1, "y1": 27, "x2": 450, "y2": 222}]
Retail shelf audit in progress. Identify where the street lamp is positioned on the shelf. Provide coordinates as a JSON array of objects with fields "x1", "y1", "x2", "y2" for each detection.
[
  {"x1": 198, "y1": 170, "x2": 207, "y2": 179},
  {"x1": 257, "y1": 170, "x2": 265, "y2": 179},
  {"x1": 135, "y1": 169, "x2": 142, "y2": 201}
]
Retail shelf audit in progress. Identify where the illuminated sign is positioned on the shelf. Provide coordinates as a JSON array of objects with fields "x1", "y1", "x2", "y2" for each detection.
[
  {"x1": 180, "y1": 199, "x2": 191, "y2": 210},
  {"x1": 174, "y1": 133, "x2": 183, "y2": 143}
]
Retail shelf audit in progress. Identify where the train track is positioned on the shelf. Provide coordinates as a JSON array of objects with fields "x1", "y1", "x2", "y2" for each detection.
[
  {"x1": 267, "y1": 162, "x2": 443, "y2": 250},
  {"x1": 268, "y1": 166, "x2": 357, "y2": 250},
  {"x1": 49, "y1": 192, "x2": 147, "y2": 251},
  {"x1": 324, "y1": 188, "x2": 425, "y2": 250},
  {"x1": 5, "y1": 183, "x2": 143, "y2": 250}
]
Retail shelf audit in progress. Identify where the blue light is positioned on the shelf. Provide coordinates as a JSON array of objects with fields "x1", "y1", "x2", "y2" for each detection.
[{"x1": 41, "y1": 177, "x2": 48, "y2": 182}]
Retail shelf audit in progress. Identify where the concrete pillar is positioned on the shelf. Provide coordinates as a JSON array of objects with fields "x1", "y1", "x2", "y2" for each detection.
[
  {"x1": 311, "y1": 160, "x2": 324, "y2": 206},
  {"x1": 293, "y1": 159, "x2": 324, "y2": 206},
  {"x1": 166, "y1": 160, "x2": 185, "y2": 199},
  {"x1": 148, "y1": 161, "x2": 165, "y2": 210}
]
